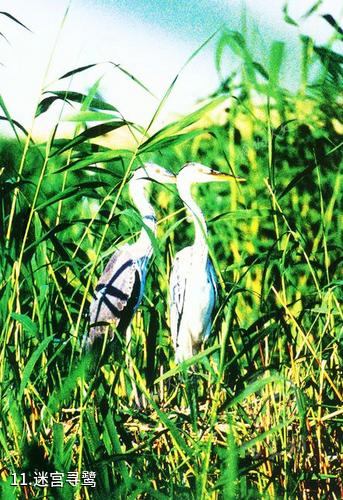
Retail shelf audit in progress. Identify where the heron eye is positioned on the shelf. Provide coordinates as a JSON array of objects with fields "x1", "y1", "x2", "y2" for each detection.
[{"x1": 155, "y1": 168, "x2": 161, "y2": 173}]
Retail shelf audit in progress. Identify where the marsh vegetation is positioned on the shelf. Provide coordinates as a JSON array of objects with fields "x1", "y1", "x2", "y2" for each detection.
[{"x1": 0, "y1": 5, "x2": 342, "y2": 499}]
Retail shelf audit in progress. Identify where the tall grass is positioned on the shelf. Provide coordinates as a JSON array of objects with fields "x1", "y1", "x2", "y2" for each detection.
[{"x1": 0, "y1": 6, "x2": 342, "y2": 499}]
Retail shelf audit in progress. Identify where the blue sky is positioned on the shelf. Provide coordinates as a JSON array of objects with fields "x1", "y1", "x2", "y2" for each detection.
[{"x1": 0, "y1": 0, "x2": 342, "y2": 138}]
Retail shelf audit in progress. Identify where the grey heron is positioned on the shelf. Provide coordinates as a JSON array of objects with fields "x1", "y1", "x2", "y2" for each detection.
[
  {"x1": 169, "y1": 162, "x2": 245, "y2": 363},
  {"x1": 86, "y1": 163, "x2": 176, "y2": 350}
]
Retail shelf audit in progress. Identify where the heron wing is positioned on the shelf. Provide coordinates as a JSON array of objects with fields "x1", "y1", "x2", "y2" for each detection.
[
  {"x1": 203, "y1": 257, "x2": 218, "y2": 341},
  {"x1": 169, "y1": 247, "x2": 218, "y2": 354},
  {"x1": 207, "y1": 258, "x2": 218, "y2": 302},
  {"x1": 87, "y1": 246, "x2": 142, "y2": 346},
  {"x1": 169, "y1": 247, "x2": 189, "y2": 348}
]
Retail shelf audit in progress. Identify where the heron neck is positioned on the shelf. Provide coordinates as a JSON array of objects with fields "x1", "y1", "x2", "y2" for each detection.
[
  {"x1": 178, "y1": 180, "x2": 208, "y2": 261},
  {"x1": 129, "y1": 179, "x2": 157, "y2": 256}
]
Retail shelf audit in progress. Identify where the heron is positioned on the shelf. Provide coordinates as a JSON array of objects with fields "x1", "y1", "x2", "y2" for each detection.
[
  {"x1": 86, "y1": 163, "x2": 176, "y2": 351},
  {"x1": 169, "y1": 162, "x2": 245, "y2": 363}
]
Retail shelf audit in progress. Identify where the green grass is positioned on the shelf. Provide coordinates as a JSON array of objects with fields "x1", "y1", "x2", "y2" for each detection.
[{"x1": 0, "y1": 7, "x2": 342, "y2": 500}]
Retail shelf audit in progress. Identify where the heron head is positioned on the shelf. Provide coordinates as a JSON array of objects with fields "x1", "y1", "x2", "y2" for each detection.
[
  {"x1": 177, "y1": 162, "x2": 245, "y2": 185},
  {"x1": 131, "y1": 163, "x2": 176, "y2": 185}
]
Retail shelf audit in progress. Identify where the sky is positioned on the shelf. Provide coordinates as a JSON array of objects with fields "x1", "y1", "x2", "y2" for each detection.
[{"x1": 0, "y1": 0, "x2": 342, "y2": 139}]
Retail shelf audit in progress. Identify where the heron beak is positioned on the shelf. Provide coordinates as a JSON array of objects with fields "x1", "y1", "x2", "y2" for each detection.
[
  {"x1": 162, "y1": 173, "x2": 177, "y2": 183},
  {"x1": 209, "y1": 171, "x2": 246, "y2": 182},
  {"x1": 144, "y1": 172, "x2": 177, "y2": 184}
]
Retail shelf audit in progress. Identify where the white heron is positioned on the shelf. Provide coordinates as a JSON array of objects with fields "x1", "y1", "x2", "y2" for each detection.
[
  {"x1": 169, "y1": 162, "x2": 245, "y2": 363},
  {"x1": 86, "y1": 163, "x2": 176, "y2": 349}
]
